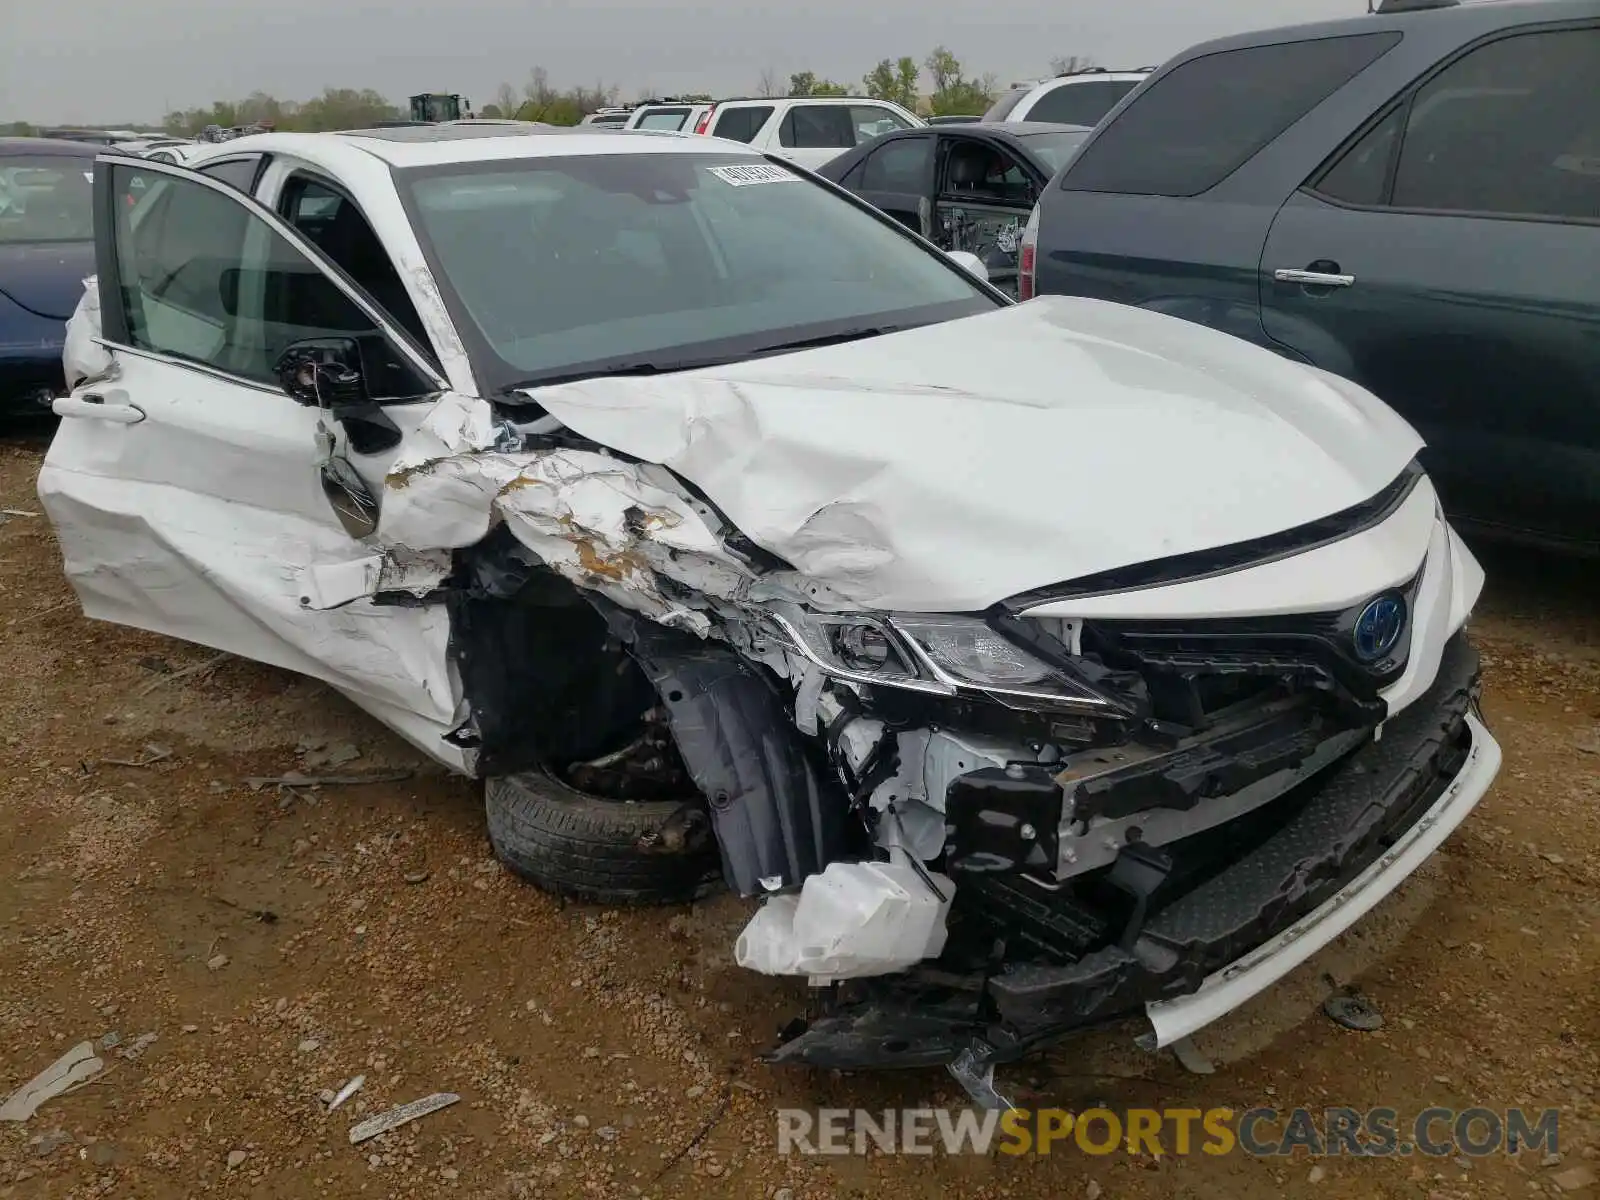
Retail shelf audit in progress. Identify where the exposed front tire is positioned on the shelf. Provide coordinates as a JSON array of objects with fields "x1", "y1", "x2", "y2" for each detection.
[{"x1": 485, "y1": 770, "x2": 723, "y2": 906}]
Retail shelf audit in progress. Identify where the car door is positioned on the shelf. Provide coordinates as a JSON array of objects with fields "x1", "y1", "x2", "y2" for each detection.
[
  {"x1": 37, "y1": 155, "x2": 466, "y2": 754},
  {"x1": 1259, "y1": 24, "x2": 1600, "y2": 545},
  {"x1": 838, "y1": 133, "x2": 935, "y2": 235},
  {"x1": 933, "y1": 137, "x2": 1039, "y2": 297}
]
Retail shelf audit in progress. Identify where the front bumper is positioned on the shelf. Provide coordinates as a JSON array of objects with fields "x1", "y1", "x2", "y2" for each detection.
[{"x1": 765, "y1": 632, "x2": 1495, "y2": 1069}]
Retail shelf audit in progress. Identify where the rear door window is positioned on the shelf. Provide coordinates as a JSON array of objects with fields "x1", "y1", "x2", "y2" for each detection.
[
  {"x1": 711, "y1": 106, "x2": 774, "y2": 143},
  {"x1": 780, "y1": 105, "x2": 856, "y2": 149},
  {"x1": 1025, "y1": 79, "x2": 1140, "y2": 127},
  {"x1": 195, "y1": 156, "x2": 263, "y2": 195},
  {"x1": 849, "y1": 105, "x2": 911, "y2": 144},
  {"x1": 1060, "y1": 32, "x2": 1403, "y2": 196},
  {"x1": 1389, "y1": 28, "x2": 1600, "y2": 221},
  {"x1": 860, "y1": 135, "x2": 934, "y2": 192}
]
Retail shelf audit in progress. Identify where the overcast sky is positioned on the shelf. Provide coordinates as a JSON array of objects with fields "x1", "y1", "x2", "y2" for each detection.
[{"x1": 4, "y1": 0, "x2": 1370, "y2": 125}]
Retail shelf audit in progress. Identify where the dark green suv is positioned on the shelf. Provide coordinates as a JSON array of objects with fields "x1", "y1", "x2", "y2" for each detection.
[{"x1": 1026, "y1": 0, "x2": 1599, "y2": 551}]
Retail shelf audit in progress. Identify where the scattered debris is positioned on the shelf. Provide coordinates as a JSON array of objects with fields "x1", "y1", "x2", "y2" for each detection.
[
  {"x1": 99, "y1": 743, "x2": 174, "y2": 769},
  {"x1": 119, "y1": 1032, "x2": 158, "y2": 1062},
  {"x1": 347, "y1": 1092, "x2": 461, "y2": 1144},
  {"x1": 403, "y1": 871, "x2": 430, "y2": 885},
  {"x1": 99, "y1": 1031, "x2": 121, "y2": 1051},
  {"x1": 0, "y1": 1042, "x2": 104, "y2": 1121},
  {"x1": 29, "y1": 1129, "x2": 73, "y2": 1158},
  {"x1": 297, "y1": 1038, "x2": 321, "y2": 1054},
  {"x1": 207, "y1": 954, "x2": 230, "y2": 971},
  {"x1": 1170, "y1": 1035, "x2": 1216, "y2": 1074},
  {"x1": 1308, "y1": 1164, "x2": 1326, "y2": 1183},
  {"x1": 135, "y1": 651, "x2": 229, "y2": 697},
  {"x1": 0, "y1": 508, "x2": 40, "y2": 518},
  {"x1": 227, "y1": 1149, "x2": 248, "y2": 1171},
  {"x1": 328, "y1": 1075, "x2": 365, "y2": 1113},
  {"x1": 1324, "y1": 992, "x2": 1384, "y2": 1032},
  {"x1": 243, "y1": 769, "x2": 413, "y2": 791},
  {"x1": 1553, "y1": 1166, "x2": 1597, "y2": 1192},
  {"x1": 302, "y1": 741, "x2": 362, "y2": 769},
  {"x1": 1084, "y1": 1183, "x2": 1103, "y2": 1200}
]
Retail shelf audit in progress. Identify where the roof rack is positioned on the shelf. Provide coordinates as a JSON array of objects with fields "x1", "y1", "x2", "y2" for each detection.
[
  {"x1": 1053, "y1": 65, "x2": 1152, "y2": 78},
  {"x1": 1373, "y1": 0, "x2": 1459, "y2": 11}
]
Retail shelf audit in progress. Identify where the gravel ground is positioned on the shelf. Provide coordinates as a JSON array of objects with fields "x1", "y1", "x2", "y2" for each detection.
[{"x1": 0, "y1": 435, "x2": 1596, "y2": 1200}]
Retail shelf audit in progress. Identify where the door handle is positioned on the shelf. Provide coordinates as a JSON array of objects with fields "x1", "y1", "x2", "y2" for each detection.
[
  {"x1": 54, "y1": 391, "x2": 146, "y2": 424},
  {"x1": 1275, "y1": 267, "x2": 1355, "y2": 288}
]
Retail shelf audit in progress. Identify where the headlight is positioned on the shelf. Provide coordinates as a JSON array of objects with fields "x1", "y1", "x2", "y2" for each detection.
[
  {"x1": 764, "y1": 604, "x2": 1115, "y2": 713},
  {"x1": 892, "y1": 616, "x2": 1052, "y2": 686}
]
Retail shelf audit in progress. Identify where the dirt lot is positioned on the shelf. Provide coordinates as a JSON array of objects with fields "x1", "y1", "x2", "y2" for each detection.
[{"x1": 0, "y1": 435, "x2": 1595, "y2": 1200}]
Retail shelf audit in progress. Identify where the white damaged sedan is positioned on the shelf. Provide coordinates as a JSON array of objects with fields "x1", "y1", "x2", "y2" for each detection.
[{"x1": 41, "y1": 126, "x2": 1500, "y2": 1092}]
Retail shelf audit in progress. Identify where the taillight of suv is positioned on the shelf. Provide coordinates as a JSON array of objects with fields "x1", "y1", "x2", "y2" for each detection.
[
  {"x1": 693, "y1": 106, "x2": 716, "y2": 134},
  {"x1": 1018, "y1": 203, "x2": 1040, "y2": 300}
]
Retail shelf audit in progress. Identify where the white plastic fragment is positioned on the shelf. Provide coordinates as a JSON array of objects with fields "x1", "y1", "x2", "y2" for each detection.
[
  {"x1": 734, "y1": 858, "x2": 953, "y2": 981},
  {"x1": 347, "y1": 1092, "x2": 459, "y2": 1144},
  {"x1": 327, "y1": 1074, "x2": 365, "y2": 1112},
  {"x1": 0, "y1": 1042, "x2": 104, "y2": 1122}
]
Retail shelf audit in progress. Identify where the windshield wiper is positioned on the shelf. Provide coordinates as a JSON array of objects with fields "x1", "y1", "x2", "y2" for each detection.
[
  {"x1": 744, "y1": 325, "x2": 906, "y2": 356},
  {"x1": 498, "y1": 326, "x2": 912, "y2": 396},
  {"x1": 498, "y1": 355, "x2": 743, "y2": 394}
]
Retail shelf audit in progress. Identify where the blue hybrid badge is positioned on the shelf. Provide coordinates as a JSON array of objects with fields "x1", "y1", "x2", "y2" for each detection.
[{"x1": 1353, "y1": 594, "x2": 1407, "y2": 663}]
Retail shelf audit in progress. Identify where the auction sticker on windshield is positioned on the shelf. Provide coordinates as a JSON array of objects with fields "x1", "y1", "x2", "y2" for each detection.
[{"x1": 706, "y1": 164, "x2": 799, "y2": 187}]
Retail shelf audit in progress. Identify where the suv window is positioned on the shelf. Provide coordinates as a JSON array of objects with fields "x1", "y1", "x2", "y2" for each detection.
[
  {"x1": 780, "y1": 105, "x2": 856, "y2": 149},
  {"x1": 109, "y1": 164, "x2": 414, "y2": 390},
  {"x1": 850, "y1": 105, "x2": 911, "y2": 143},
  {"x1": 1389, "y1": 28, "x2": 1600, "y2": 221},
  {"x1": 981, "y1": 88, "x2": 1032, "y2": 123},
  {"x1": 860, "y1": 135, "x2": 933, "y2": 191},
  {"x1": 1312, "y1": 105, "x2": 1404, "y2": 207},
  {"x1": 196, "y1": 157, "x2": 261, "y2": 194},
  {"x1": 712, "y1": 106, "x2": 773, "y2": 143},
  {"x1": 1026, "y1": 79, "x2": 1140, "y2": 127},
  {"x1": 1061, "y1": 32, "x2": 1403, "y2": 197}
]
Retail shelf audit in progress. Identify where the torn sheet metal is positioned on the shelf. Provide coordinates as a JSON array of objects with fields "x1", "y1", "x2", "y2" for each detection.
[
  {"x1": 524, "y1": 297, "x2": 1424, "y2": 612},
  {"x1": 298, "y1": 549, "x2": 451, "y2": 611}
]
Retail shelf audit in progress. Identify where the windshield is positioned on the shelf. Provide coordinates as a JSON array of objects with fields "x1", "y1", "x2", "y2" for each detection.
[
  {"x1": 1020, "y1": 130, "x2": 1091, "y2": 173},
  {"x1": 399, "y1": 153, "x2": 999, "y2": 391},
  {"x1": 0, "y1": 157, "x2": 95, "y2": 244},
  {"x1": 635, "y1": 108, "x2": 691, "y2": 130}
]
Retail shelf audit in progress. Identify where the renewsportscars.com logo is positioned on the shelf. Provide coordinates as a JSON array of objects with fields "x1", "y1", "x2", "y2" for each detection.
[{"x1": 777, "y1": 1106, "x2": 1562, "y2": 1158}]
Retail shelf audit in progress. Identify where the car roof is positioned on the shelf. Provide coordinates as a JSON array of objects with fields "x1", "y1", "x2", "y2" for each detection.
[
  {"x1": 1002, "y1": 121, "x2": 1095, "y2": 138},
  {"x1": 175, "y1": 126, "x2": 768, "y2": 171},
  {"x1": 1178, "y1": 0, "x2": 1599, "y2": 56},
  {"x1": 0, "y1": 136, "x2": 101, "y2": 157}
]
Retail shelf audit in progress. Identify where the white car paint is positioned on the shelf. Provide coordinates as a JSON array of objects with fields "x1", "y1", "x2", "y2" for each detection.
[
  {"x1": 40, "y1": 127, "x2": 1498, "y2": 1054},
  {"x1": 527, "y1": 296, "x2": 1422, "y2": 614},
  {"x1": 700, "y1": 98, "x2": 923, "y2": 169}
]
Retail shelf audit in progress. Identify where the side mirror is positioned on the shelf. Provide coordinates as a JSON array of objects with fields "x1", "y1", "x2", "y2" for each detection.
[
  {"x1": 273, "y1": 337, "x2": 367, "y2": 407},
  {"x1": 320, "y1": 456, "x2": 380, "y2": 540},
  {"x1": 946, "y1": 250, "x2": 989, "y2": 282}
]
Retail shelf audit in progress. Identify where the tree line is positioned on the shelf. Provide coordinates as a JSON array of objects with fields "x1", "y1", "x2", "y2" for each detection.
[{"x1": 6, "y1": 49, "x2": 1096, "y2": 136}]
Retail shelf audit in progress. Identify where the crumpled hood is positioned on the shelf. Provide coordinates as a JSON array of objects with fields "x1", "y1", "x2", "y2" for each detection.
[
  {"x1": 528, "y1": 296, "x2": 1424, "y2": 613},
  {"x1": 0, "y1": 242, "x2": 95, "y2": 322}
]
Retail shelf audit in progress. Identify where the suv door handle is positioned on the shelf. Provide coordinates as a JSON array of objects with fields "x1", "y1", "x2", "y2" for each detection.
[
  {"x1": 54, "y1": 390, "x2": 146, "y2": 424},
  {"x1": 1274, "y1": 267, "x2": 1355, "y2": 288}
]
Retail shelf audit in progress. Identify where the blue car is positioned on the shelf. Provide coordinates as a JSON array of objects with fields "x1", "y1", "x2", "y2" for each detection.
[{"x1": 0, "y1": 138, "x2": 98, "y2": 415}]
